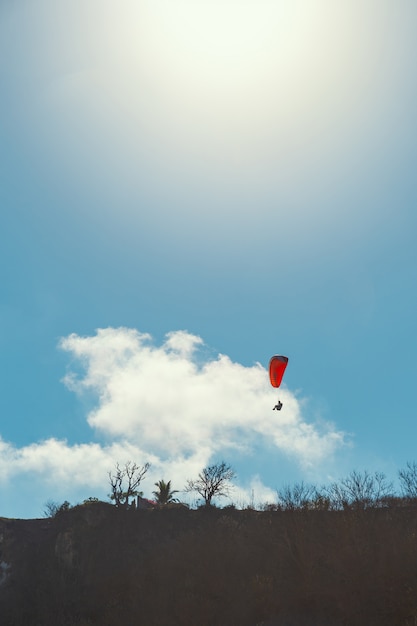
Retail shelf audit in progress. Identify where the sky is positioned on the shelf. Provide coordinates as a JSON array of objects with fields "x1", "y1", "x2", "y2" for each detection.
[{"x1": 1, "y1": 0, "x2": 417, "y2": 518}]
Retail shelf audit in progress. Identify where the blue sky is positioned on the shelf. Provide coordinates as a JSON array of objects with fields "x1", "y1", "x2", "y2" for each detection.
[{"x1": 1, "y1": 0, "x2": 416, "y2": 518}]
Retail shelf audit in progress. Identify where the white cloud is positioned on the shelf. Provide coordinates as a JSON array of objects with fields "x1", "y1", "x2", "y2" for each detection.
[
  {"x1": 59, "y1": 328, "x2": 345, "y2": 463},
  {"x1": 232, "y1": 475, "x2": 277, "y2": 510},
  {"x1": 0, "y1": 328, "x2": 346, "y2": 508}
]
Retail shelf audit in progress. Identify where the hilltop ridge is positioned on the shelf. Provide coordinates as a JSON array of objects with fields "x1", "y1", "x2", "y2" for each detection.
[{"x1": 1, "y1": 501, "x2": 417, "y2": 625}]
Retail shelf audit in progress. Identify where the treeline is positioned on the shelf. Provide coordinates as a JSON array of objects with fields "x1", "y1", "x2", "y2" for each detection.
[
  {"x1": 44, "y1": 460, "x2": 417, "y2": 515},
  {"x1": 271, "y1": 465, "x2": 413, "y2": 512}
]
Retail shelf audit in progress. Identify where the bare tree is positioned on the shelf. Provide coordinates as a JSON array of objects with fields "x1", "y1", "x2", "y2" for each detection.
[
  {"x1": 42, "y1": 500, "x2": 71, "y2": 518},
  {"x1": 185, "y1": 461, "x2": 236, "y2": 507},
  {"x1": 108, "y1": 461, "x2": 150, "y2": 507},
  {"x1": 43, "y1": 499, "x2": 60, "y2": 518},
  {"x1": 277, "y1": 481, "x2": 317, "y2": 510},
  {"x1": 398, "y1": 461, "x2": 417, "y2": 500},
  {"x1": 324, "y1": 470, "x2": 393, "y2": 510}
]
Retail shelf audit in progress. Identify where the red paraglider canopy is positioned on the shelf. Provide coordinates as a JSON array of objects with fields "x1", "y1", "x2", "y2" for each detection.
[{"x1": 269, "y1": 355, "x2": 288, "y2": 388}]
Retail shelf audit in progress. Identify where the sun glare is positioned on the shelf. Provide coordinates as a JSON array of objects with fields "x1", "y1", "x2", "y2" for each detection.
[
  {"x1": 33, "y1": 0, "x2": 393, "y2": 234},
  {"x1": 100, "y1": 1, "x2": 370, "y2": 189},
  {"x1": 44, "y1": 0, "x2": 378, "y2": 171},
  {"x1": 103, "y1": 1, "x2": 369, "y2": 145},
  {"x1": 130, "y1": 1, "x2": 318, "y2": 114},
  {"x1": 140, "y1": 1, "x2": 295, "y2": 94}
]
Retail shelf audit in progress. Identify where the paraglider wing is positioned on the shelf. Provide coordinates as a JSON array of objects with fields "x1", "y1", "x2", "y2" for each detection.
[{"x1": 269, "y1": 355, "x2": 288, "y2": 388}]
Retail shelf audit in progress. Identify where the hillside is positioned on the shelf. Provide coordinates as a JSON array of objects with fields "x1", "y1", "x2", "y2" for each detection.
[{"x1": 1, "y1": 502, "x2": 417, "y2": 625}]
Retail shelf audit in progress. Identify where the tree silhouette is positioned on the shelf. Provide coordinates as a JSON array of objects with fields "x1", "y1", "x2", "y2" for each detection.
[
  {"x1": 277, "y1": 481, "x2": 317, "y2": 510},
  {"x1": 399, "y1": 461, "x2": 417, "y2": 499},
  {"x1": 185, "y1": 461, "x2": 236, "y2": 506},
  {"x1": 152, "y1": 480, "x2": 179, "y2": 505},
  {"x1": 324, "y1": 470, "x2": 393, "y2": 510},
  {"x1": 108, "y1": 461, "x2": 150, "y2": 507}
]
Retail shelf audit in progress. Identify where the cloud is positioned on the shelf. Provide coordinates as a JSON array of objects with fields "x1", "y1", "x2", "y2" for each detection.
[
  {"x1": 59, "y1": 327, "x2": 344, "y2": 462},
  {"x1": 0, "y1": 328, "x2": 345, "y2": 507}
]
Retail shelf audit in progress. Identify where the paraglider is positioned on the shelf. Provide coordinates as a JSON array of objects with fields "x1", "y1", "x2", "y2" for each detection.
[{"x1": 269, "y1": 355, "x2": 288, "y2": 410}]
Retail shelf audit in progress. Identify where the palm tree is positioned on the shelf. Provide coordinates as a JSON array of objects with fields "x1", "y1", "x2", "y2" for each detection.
[{"x1": 152, "y1": 480, "x2": 180, "y2": 505}]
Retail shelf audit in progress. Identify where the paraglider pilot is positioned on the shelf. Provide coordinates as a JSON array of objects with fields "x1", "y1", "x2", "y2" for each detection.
[{"x1": 269, "y1": 355, "x2": 288, "y2": 411}]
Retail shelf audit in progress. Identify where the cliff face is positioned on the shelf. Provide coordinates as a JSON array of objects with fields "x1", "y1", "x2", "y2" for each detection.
[{"x1": 1, "y1": 502, "x2": 417, "y2": 626}]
